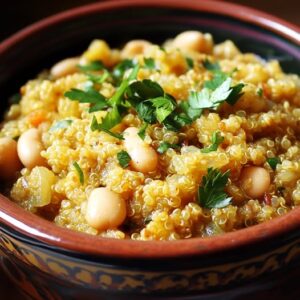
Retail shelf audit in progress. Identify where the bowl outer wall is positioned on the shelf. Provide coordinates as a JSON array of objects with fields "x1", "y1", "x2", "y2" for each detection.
[{"x1": 0, "y1": 0, "x2": 300, "y2": 259}]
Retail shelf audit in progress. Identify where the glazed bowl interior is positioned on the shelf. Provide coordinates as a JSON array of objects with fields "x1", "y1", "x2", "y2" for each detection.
[{"x1": 0, "y1": 0, "x2": 300, "y2": 259}]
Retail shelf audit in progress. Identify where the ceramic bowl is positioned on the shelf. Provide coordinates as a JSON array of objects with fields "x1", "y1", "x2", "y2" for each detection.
[{"x1": 0, "y1": 1, "x2": 299, "y2": 299}]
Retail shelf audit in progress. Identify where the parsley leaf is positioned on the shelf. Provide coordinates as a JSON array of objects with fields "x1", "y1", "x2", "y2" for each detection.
[
  {"x1": 137, "y1": 123, "x2": 148, "y2": 140},
  {"x1": 257, "y1": 87, "x2": 263, "y2": 97},
  {"x1": 188, "y1": 77, "x2": 244, "y2": 114},
  {"x1": 150, "y1": 96, "x2": 176, "y2": 123},
  {"x1": 204, "y1": 71, "x2": 228, "y2": 90},
  {"x1": 144, "y1": 57, "x2": 156, "y2": 70},
  {"x1": 186, "y1": 57, "x2": 194, "y2": 69},
  {"x1": 64, "y1": 88, "x2": 108, "y2": 113},
  {"x1": 203, "y1": 59, "x2": 221, "y2": 71},
  {"x1": 73, "y1": 162, "x2": 84, "y2": 185},
  {"x1": 50, "y1": 119, "x2": 73, "y2": 132},
  {"x1": 136, "y1": 101, "x2": 156, "y2": 124},
  {"x1": 110, "y1": 64, "x2": 140, "y2": 106},
  {"x1": 77, "y1": 60, "x2": 105, "y2": 71},
  {"x1": 198, "y1": 168, "x2": 232, "y2": 209},
  {"x1": 157, "y1": 142, "x2": 180, "y2": 154},
  {"x1": 267, "y1": 157, "x2": 280, "y2": 170},
  {"x1": 189, "y1": 78, "x2": 231, "y2": 110},
  {"x1": 89, "y1": 65, "x2": 139, "y2": 138},
  {"x1": 117, "y1": 150, "x2": 131, "y2": 168},
  {"x1": 128, "y1": 79, "x2": 164, "y2": 100},
  {"x1": 201, "y1": 131, "x2": 224, "y2": 153},
  {"x1": 226, "y1": 83, "x2": 245, "y2": 105},
  {"x1": 87, "y1": 70, "x2": 110, "y2": 84},
  {"x1": 180, "y1": 101, "x2": 202, "y2": 121},
  {"x1": 90, "y1": 107, "x2": 124, "y2": 139},
  {"x1": 113, "y1": 59, "x2": 135, "y2": 84}
]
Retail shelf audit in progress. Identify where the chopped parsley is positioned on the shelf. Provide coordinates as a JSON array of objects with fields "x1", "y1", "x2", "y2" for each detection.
[
  {"x1": 186, "y1": 68, "x2": 245, "y2": 120},
  {"x1": 201, "y1": 131, "x2": 224, "y2": 153},
  {"x1": 77, "y1": 60, "x2": 105, "y2": 71},
  {"x1": 91, "y1": 111, "x2": 124, "y2": 140},
  {"x1": 186, "y1": 57, "x2": 194, "y2": 69},
  {"x1": 73, "y1": 162, "x2": 84, "y2": 185},
  {"x1": 112, "y1": 59, "x2": 136, "y2": 84},
  {"x1": 151, "y1": 96, "x2": 177, "y2": 123},
  {"x1": 86, "y1": 70, "x2": 110, "y2": 84},
  {"x1": 267, "y1": 157, "x2": 280, "y2": 170},
  {"x1": 64, "y1": 88, "x2": 108, "y2": 113},
  {"x1": 198, "y1": 168, "x2": 232, "y2": 209},
  {"x1": 157, "y1": 142, "x2": 180, "y2": 154},
  {"x1": 64, "y1": 55, "x2": 244, "y2": 139},
  {"x1": 203, "y1": 59, "x2": 221, "y2": 71},
  {"x1": 128, "y1": 79, "x2": 178, "y2": 126},
  {"x1": 117, "y1": 150, "x2": 131, "y2": 168},
  {"x1": 137, "y1": 123, "x2": 148, "y2": 140},
  {"x1": 144, "y1": 57, "x2": 156, "y2": 70},
  {"x1": 89, "y1": 65, "x2": 140, "y2": 139},
  {"x1": 257, "y1": 87, "x2": 263, "y2": 97},
  {"x1": 50, "y1": 119, "x2": 73, "y2": 131}
]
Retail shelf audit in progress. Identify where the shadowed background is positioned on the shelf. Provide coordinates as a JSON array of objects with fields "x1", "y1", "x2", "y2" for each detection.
[{"x1": 1, "y1": 0, "x2": 299, "y2": 41}]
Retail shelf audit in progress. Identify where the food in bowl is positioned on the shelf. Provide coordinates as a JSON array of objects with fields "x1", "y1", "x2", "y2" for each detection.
[{"x1": 0, "y1": 31, "x2": 299, "y2": 240}]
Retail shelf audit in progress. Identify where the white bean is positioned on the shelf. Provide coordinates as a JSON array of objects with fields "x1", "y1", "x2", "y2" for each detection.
[
  {"x1": 121, "y1": 40, "x2": 152, "y2": 58},
  {"x1": 240, "y1": 166, "x2": 270, "y2": 199},
  {"x1": 123, "y1": 127, "x2": 158, "y2": 173},
  {"x1": 50, "y1": 57, "x2": 79, "y2": 79},
  {"x1": 172, "y1": 31, "x2": 213, "y2": 54},
  {"x1": 0, "y1": 137, "x2": 22, "y2": 180},
  {"x1": 85, "y1": 187, "x2": 126, "y2": 231},
  {"x1": 17, "y1": 128, "x2": 46, "y2": 169}
]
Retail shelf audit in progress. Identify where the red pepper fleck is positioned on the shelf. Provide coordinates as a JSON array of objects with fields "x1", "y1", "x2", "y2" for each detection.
[
  {"x1": 262, "y1": 83, "x2": 271, "y2": 99},
  {"x1": 264, "y1": 192, "x2": 272, "y2": 205}
]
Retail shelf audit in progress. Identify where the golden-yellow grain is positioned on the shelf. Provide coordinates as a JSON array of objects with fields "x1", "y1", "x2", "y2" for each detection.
[{"x1": 1, "y1": 31, "x2": 299, "y2": 240}]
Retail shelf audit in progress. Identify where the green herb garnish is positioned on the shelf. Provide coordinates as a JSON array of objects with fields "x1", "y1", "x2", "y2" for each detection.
[
  {"x1": 186, "y1": 57, "x2": 194, "y2": 69},
  {"x1": 113, "y1": 59, "x2": 136, "y2": 84},
  {"x1": 64, "y1": 88, "x2": 108, "y2": 113},
  {"x1": 137, "y1": 123, "x2": 148, "y2": 140},
  {"x1": 89, "y1": 65, "x2": 139, "y2": 139},
  {"x1": 198, "y1": 168, "x2": 231, "y2": 209},
  {"x1": 267, "y1": 157, "x2": 280, "y2": 170},
  {"x1": 117, "y1": 150, "x2": 131, "y2": 168},
  {"x1": 187, "y1": 76, "x2": 245, "y2": 120},
  {"x1": 151, "y1": 96, "x2": 177, "y2": 123},
  {"x1": 73, "y1": 162, "x2": 84, "y2": 185},
  {"x1": 144, "y1": 57, "x2": 156, "y2": 70},
  {"x1": 90, "y1": 110, "x2": 124, "y2": 140},
  {"x1": 86, "y1": 70, "x2": 110, "y2": 84},
  {"x1": 157, "y1": 142, "x2": 180, "y2": 154},
  {"x1": 201, "y1": 131, "x2": 224, "y2": 153},
  {"x1": 257, "y1": 87, "x2": 263, "y2": 97},
  {"x1": 50, "y1": 119, "x2": 73, "y2": 132},
  {"x1": 77, "y1": 60, "x2": 105, "y2": 71},
  {"x1": 203, "y1": 59, "x2": 221, "y2": 71},
  {"x1": 225, "y1": 83, "x2": 245, "y2": 105}
]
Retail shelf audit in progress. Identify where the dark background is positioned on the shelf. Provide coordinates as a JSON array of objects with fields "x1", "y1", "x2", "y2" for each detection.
[{"x1": 1, "y1": 0, "x2": 299, "y2": 42}]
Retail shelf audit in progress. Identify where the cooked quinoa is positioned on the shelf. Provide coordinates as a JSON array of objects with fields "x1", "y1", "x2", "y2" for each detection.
[{"x1": 1, "y1": 31, "x2": 300, "y2": 240}]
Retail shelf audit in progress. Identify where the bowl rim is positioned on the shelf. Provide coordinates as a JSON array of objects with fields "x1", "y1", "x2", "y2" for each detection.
[{"x1": 0, "y1": 0, "x2": 300, "y2": 259}]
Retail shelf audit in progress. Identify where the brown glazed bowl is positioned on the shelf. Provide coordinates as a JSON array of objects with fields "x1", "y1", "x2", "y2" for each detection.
[{"x1": 0, "y1": 1, "x2": 300, "y2": 299}]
